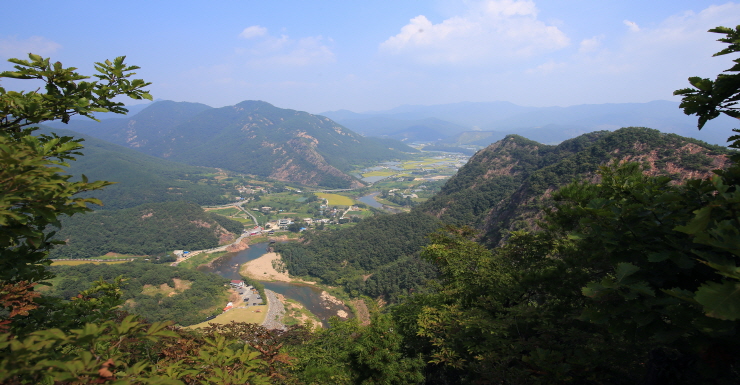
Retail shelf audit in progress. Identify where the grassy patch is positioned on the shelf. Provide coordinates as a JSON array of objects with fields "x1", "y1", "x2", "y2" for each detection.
[
  {"x1": 229, "y1": 216, "x2": 254, "y2": 224},
  {"x1": 315, "y1": 193, "x2": 355, "y2": 206},
  {"x1": 186, "y1": 306, "x2": 268, "y2": 329},
  {"x1": 207, "y1": 207, "x2": 240, "y2": 216},
  {"x1": 177, "y1": 251, "x2": 229, "y2": 269},
  {"x1": 50, "y1": 260, "x2": 130, "y2": 266},
  {"x1": 141, "y1": 279, "x2": 192, "y2": 297}
]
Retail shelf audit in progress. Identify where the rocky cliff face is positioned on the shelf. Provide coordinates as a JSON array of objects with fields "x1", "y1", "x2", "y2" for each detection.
[{"x1": 421, "y1": 127, "x2": 734, "y2": 245}]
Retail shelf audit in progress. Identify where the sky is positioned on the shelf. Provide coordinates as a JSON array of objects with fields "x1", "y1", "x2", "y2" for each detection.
[{"x1": 2, "y1": 1, "x2": 739, "y2": 114}]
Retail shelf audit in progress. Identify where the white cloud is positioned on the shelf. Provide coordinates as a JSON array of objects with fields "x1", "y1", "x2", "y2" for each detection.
[
  {"x1": 623, "y1": 20, "x2": 640, "y2": 32},
  {"x1": 579, "y1": 35, "x2": 603, "y2": 53},
  {"x1": 0, "y1": 36, "x2": 61, "y2": 58},
  {"x1": 379, "y1": 0, "x2": 569, "y2": 65},
  {"x1": 511, "y1": 3, "x2": 740, "y2": 107},
  {"x1": 236, "y1": 30, "x2": 334, "y2": 67},
  {"x1": 526, "y1": 59, "x2": 566, "y2": 74},
  {"x1": 239, "y1": 25, "x2": 268, "y2": 39}
]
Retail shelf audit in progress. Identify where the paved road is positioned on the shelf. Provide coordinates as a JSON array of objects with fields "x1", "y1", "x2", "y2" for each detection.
[
  {"x1": 261, "y1": 289, "x2": 286, "y2": 330},
  {"x1": 170, "y1": 232, "x2": 249, "y2": 266}
]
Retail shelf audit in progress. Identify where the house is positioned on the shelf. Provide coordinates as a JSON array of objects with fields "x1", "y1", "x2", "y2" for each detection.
[{"x1": 230, "y1": 280, "x2": 244, "y2": 288}]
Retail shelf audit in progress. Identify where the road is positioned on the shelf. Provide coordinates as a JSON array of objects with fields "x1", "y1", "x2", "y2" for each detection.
[
  {"x1": 170, "y1": 230, "x2": 250, "y2": 266},
  {"x1": 261, "y1": 289, "x2": 286, "y2": 330}
]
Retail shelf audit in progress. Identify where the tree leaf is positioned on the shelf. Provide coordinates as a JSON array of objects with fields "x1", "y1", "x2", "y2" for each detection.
[
  {"x1": 615, "y1": 262, "x2": 639, "y2": 283},
  {"x1": 695, "y1": 280, "x2": 740, "y2": 320}
]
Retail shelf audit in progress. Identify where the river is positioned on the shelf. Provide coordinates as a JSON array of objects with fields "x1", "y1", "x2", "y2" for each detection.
[
  {"x1": 198, "y1": 243, "x2": 350, "y2": 327},
  {"x1": 357, "y1": 192, "x2": 383, "y2": 208},
  {"x1": 358, "y1": 192, "x2": 403, "y2": 214}
]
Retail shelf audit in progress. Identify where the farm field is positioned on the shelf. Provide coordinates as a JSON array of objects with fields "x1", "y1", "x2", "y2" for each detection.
[
  {"x1": 315, "y1": 193, "x2": 356, "y2": 206},
  {"x1": 352, "y1": 151, "x2": 469, "y2": 189}
]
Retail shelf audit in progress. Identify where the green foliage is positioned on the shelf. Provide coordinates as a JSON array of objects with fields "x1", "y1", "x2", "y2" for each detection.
[
  {"x1": 392, "y1": 226, "x2": 646, "y2": 383},
  {"x1": 42, "y1": 262, "x2": 228, "y2": 326},
  {"x1": 0, "y1": 54, "x2": 150, "y2": 285},
  {"x1": 274, "y1": 212, "x2": 440, "y2": 300},
  {"x1": 674, "y1": 25, "x2": 740, "y2": 130},
  {"x1": 672, "y1": 23, "x2": 740, "y2": 323},
  {"x1": 0, "y1": 316, "x2": 271, "y2": 385},
  {"x1": 48, "y1": 201, "x2": 241, "y2": 259},
  {"x1": 286, "y1": 315, "x2": 424, "y2": 384}
]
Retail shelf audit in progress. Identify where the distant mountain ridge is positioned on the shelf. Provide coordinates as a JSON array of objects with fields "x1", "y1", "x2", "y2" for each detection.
[
  {"x1": 54, "y1": 100, "x2": 415, "y2": 188},
  {"x1": 320, "y1": 100, "x2": 737, "y2": 146}
]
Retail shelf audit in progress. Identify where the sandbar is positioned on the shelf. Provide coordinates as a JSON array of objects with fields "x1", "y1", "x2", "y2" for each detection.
[{"x1": 240, "y1": 252, "x2": 292, "y2": 282}]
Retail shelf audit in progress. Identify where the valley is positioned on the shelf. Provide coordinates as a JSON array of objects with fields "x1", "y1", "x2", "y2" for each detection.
[{"x1": 6, "y1": 28, "x2": 740, "y2": 382}]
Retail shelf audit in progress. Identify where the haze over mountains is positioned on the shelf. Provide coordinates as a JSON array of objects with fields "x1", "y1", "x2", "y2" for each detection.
[
  {"x1": 51, "y1": 98, "x2": 738, "y2": 193},
  {"x1": 54, "y1": 100, "x2": 416, "y2": 188},
  {"x1": 321, "y1": 100, "x2": 738, "y2": 146}
]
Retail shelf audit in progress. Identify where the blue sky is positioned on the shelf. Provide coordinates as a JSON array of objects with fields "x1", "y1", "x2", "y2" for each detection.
[{"x1": 2, "y1": 1, "x2": 739, "y2": 113}]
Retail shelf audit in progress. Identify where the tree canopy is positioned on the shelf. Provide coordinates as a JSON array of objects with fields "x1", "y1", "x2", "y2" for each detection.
[{"x1": 0, "y1": 54, "x2": 151, "y2": 284}]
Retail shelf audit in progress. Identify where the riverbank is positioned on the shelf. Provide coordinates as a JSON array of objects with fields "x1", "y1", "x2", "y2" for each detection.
[
  {"x1": 240, "y1": 252, "x2": 356, "y2": 326},
  {"x1": 240, "y1": 251, "x2": 315, "y2": 284}
]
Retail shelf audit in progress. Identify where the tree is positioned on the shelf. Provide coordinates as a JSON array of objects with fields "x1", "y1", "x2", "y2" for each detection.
[
  {"x1": 674, "y1": 25, "x2": 740, "y2": 152},
  {"x1": 0, "y1": 54, "x2": 151, "y2": 284},
  {"x1": 0, "y1": 55, "x2": 277, "y2": 384},
  {"x1": 673, "y1": 25, "x2": 740, "y2": 322}
]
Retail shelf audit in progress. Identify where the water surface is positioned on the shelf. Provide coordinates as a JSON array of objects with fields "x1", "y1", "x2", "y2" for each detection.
[{"x1": 198, "y1": 243, "x2": 349, "y2": 327}]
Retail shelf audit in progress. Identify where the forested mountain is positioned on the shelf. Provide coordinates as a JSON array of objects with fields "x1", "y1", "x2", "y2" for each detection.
[
  {"x1": 274, "y1": 212, "x2": 441, "y2": 301},
  {"x1": 49, "y1": 201, "x2": 243, "y2": 258},
  {"x1": 278, "y1": 127, "x2": 733, "y2": 303},
  {"x1": 39, "y1": 126, "x2": 233, "y2": 210},
  {"x1": 56, "y1": 100, "x2": 415, "y2": 188},
  {"x1": 422, "y1": 127, "x2": 732, "y2": 245}
]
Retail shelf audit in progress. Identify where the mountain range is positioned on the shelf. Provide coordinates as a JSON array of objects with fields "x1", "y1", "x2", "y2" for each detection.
[
  {"x1": 420, "y1": 126, "x2": 732, "y2": 246},
  {"x1": 53, "y1": 100, "x2": 416, "y2": 188},
  {"x1": 321, "y1": 100, "x2": 738, "y2": 147},
  {"x1": 276, "y1": 126, "x2": 734, "y2": 301}
]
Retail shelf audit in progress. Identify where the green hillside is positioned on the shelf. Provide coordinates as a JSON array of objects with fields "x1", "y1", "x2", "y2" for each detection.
[
  {"x1": 39, "y1": 126, "x2": 233, "y2": 209},
  {"x1": 46, "y1": 262, "x2": 228, "y2": 326},
  {"x1": 48, "y1": 201, "x2": 242, "y2": 258},
  {"x1": 277, "y1": 127, "x2": 734, "y2": 303},
  {"x1": 422, "y1": 127, "x2": 732, "y2": 244}
]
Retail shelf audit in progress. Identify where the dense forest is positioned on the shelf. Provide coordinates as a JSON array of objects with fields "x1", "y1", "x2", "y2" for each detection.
[
  {"x1": 44, "y1": 262, "x2": 228, "y2": 326},
  {"x1": 422, "y1": 127, "x2": 732, "y2": 244},
  {"x1": 48, "y1": 201, "x2": 243, "y2": 258},
  {"x1": 39, "y1": 126, "x2": 235, "y2": 210},
  {"x1": 274, "y1": 212, "x2": 441, "y2": 301}
]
